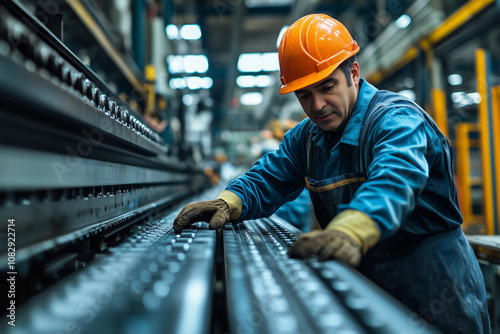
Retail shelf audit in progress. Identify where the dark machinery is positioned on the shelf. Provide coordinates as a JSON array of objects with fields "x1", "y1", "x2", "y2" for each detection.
[{"x1": 0, "y1": 1, "x2": 439, "y2": 333}]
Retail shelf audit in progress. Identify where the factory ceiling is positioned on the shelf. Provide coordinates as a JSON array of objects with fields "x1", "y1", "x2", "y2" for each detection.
[
  {"x1": 22, "y1": 0, "x2": 469, "y2": 134},
  {"x1": 168, "y1": 0, "x2": 398, "y2": 130},
  {"x1": 166, "y1": 0, "x2": 469, "y2": 131}
]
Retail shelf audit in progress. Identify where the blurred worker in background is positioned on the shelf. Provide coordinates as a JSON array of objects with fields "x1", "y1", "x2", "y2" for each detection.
[
  {"x1": 174, "y1": 14, "x2": 489, "y2": 333},
  {"x1": 144, "y1": 95, "x2": 172, "y2": 146}
]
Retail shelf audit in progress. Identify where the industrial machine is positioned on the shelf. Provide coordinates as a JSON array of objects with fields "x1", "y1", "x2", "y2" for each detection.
[{"x1": 0, "y1": 1, "x2": 439, "y2": 333}]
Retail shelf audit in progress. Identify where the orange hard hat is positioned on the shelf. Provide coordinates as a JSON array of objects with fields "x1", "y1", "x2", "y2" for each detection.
[{"x1": 278, "y1": 14, "x2": 359, "y2": 95}]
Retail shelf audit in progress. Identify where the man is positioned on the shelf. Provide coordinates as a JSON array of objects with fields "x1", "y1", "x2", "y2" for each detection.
[{"x1": 174, "y1": 14, "x2": 490, "y2": 333}]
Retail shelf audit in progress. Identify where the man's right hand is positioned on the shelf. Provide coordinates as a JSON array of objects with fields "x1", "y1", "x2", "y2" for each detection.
[{"x1": 173, "y1": 199, "x2": 230, "y2": 233}]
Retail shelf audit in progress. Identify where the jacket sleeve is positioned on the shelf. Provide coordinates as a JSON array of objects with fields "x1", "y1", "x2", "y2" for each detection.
[
  {"x1": 340, "y1": 107, "x2": 432, "y2": 240},
  {"x1": 225, "y1": 121, "x2": 310, "y2": 221}
]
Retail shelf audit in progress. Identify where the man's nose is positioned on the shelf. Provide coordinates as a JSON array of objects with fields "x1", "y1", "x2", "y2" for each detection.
[{"x1": 312, "y1": 93, "x2": 326, "y2": 112}]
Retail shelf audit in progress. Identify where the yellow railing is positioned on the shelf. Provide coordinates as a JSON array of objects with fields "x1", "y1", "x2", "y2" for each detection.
[
  {"x1": 455, "y1": 123, "x2": 482, "y2": 227},
  {"x1": 492, "y1": 86, "x2": 500, "y2": 232},
  {"x1": 367, "y1": 0, "x2": 495, "y2": 84},
  {"x1": 476, "y1": 49, "x2": 500, "y2": 235},
  {"x1": 431, "y1": 87, "x2": 448, "y2": 138}
]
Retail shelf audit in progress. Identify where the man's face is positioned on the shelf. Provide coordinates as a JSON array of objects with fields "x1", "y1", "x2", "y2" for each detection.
[{"x1": 294, "y1": 63, "x2": 360, "y2": 132}]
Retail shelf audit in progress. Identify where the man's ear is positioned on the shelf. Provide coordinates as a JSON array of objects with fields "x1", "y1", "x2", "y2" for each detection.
[{"x1": 351, "y1": 62, "x2": 360, "y2": 85}]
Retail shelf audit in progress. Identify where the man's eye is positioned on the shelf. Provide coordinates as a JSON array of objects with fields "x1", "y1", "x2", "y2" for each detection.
[
  {"x1": 321, "y1": 85, "x2": 334, "y2": 92},
  {"x1": 298, "y1": 93, "x2": 310, "y2": 100}
]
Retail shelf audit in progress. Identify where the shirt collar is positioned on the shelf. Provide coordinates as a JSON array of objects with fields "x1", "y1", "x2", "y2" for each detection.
[
  {"x1": 341, "y1": 78, "x2": 378, "y2": 146},
  {"x1": 308, "y1": 78, "x2": 378, "y2": 147}
]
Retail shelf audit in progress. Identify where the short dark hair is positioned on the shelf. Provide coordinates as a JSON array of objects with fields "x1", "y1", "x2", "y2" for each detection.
[{"x1": 338, "y1": 55, "x2": 357, "y2": 87}]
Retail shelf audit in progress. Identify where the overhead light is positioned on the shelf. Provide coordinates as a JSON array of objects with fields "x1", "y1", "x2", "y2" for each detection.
[
  {"x1": 448, "y1": 74, "x2": 463, "y2": 86},
  {"x1": 236, "y1": 75, "x2": 275, "y2": 88},
  {"x1": 261, "y1": 53, "x2": 279, "y2": 72},
  {"x1": 451, "y1": 92, "x2": 464, "y2": 103},
  {"x1": 237, "y1": 53, "x2": 261, "y2": 72},
  {"x1": 467, "y1": 92, "x2": 481, "y2": 104},
  {"x1": 395, "y1": 14, "x2": 411, "y2": 29},
  {"x1": 166, "y1": 24, "x2": 202, "y2": 40},
  {"x1": 187, "y1": 77, "x2": 213, "y2": 90},
  {"x1": 276, "y1": 25, "x2": 289, "y2": 49},
  {"x1": 166, "y1": 24, "x2": 178, "y2": 39},
  {"x1": 451, "y1": 92, "x2": 481, "y2": 105},
  {"x1": 255, "y1": 75, "x2": 274, "y2": 87},
  {"x1": 186, "y1": 77, "x2": 202, "y2": 90},
  {"x1": 169, "y1": 77, "x2": 212, "y2": 90},
  {"x1": 236, "y1": 75, "x2": 256, "y2": 88},
  {"x1": 167, "y1": 55, "x2": 184, "y2": 73},
  {"x1": 201, "y1": 77, "x2": 213, "y2": 89},
  {"x1": 180, "y1": 24, "x2": 202, "y2": 40},
  {"x1": 240, "y1": 92, "x2": 263, "y2": 105},
  {"x1": 184, "y1": 55, "x2": 209, "y2": 73},
  {"x1": 183, "y1": 94, "x2": 194, "y2": 106},
  {"x1": 237, "y1": 52, "x2": 279, "y2": 72},
  {"x1": 167, "y1": 55, "x2": 209, "y2": 74},
  {"x1": 169, "y1": 78, "x2": 187, "y2": 89}
]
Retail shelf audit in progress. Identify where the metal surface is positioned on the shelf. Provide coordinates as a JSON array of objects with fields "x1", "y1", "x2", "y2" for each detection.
[
  {"x1": 1, "y1": 202, "x2": 442, "y2": 334},
  {"x1": 66, "y1": 0, "x2": 144, "y2": 90},
  {"x1": 0, "y1": 4, "x2": 212, "y2": 328},
  {"x1": 0, "y1": 145, "x2": 188, "y2": 190},
  {"x1": 467, "y1": 235, "x2": 500, "y2": 333},
  {"x1": 468, "y1": 235, "x2": 500, "y2": 263},
  {"x1": 224, "y1": 216, "x2": 440, "y2": 334},
  {"x1": 0, "y1": 54, "x2": 167, "y2": 156},
  {"x1": 1, "y1": 209, "x2": 216, "y2": 334},
  {"x1": 4, "y1": 0, "x2": 144, "y2": 109}
]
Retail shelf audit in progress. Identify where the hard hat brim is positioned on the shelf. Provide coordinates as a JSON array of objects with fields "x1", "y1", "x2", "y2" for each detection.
[{"x1": 279, "y1": 65, "x2": 338, "y2": 95}]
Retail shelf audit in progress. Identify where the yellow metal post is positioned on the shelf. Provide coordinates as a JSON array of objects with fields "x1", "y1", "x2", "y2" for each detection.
[
  {"x1": 426, "y1": 48, "x2": 449, "y2": 138},
  {"x1": 456, "y1": 123, "x2": 473, "y2": 221},
  {"x1": 144, "y1": 65, "x2": 156, "y2": 117},
  {"x1": 492, "y1": 86, "x2": 500, "y2": 233},
  {"x1": 476, "y1": 48, "x2": 496, "y2": 235},
  {"x1": 431, "y1": 89, "x2": 448, "y2": 138}
]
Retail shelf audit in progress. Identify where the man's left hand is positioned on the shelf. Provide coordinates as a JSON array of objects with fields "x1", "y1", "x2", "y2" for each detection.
[{"x1": 288, "y1": 229, "x2": 362, "y2": 267}]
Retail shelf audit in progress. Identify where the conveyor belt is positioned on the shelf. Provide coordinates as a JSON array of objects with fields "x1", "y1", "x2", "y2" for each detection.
[
  {"x1": 1, "y1": 194, "x2": 218, "y2": 334},
  {"x1": 2, "y1": 198, "x2": 442, "y2": 334},
  {"x1": 225, "y1": 217, "x2": 440, "y2": 334}
]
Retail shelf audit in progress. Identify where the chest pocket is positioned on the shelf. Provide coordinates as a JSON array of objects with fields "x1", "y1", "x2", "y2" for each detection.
[{"x1": 305, "y1": 173, "x2": 365, "y2": 228}]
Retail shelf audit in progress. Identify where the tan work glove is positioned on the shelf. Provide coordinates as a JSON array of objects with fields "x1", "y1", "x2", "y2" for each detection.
[
  {"x1": 173, "y1": 190, "x2": 242, "y2": 233},
  {"x1": 288, "y1": 209, "x2": 381, "y2": 267}
]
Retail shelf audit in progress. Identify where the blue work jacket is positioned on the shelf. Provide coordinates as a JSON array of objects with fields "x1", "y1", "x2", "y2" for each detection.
[{"x1": 227, "y1": 78, "x2": 461, "y2": 243}]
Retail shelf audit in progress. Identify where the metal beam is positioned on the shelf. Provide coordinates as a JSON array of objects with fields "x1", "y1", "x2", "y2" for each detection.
[
  {"x1": 221, "y1": 2, "x2": 246, "y2": 129},
  {"x1": 131, "y1": 0, "x2": 144, "y2": 72}
]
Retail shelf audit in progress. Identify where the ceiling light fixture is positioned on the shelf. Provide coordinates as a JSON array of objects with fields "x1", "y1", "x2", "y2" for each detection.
[
  {"x1": 180, "y1": 24, "x2": 202, "y2": 40},
  {"x1": 240, "y1": 92, "x2": 264, "y2": 105},
  {"x1": 237, "y1": 53, "x2": 279, "y2": 72},
  {"x1": 395, "y1": 14, "x2": 411, "y2": 29}
]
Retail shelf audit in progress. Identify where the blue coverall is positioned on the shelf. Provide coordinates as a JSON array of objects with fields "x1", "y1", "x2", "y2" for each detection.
[{"x1": 226, "y1": 78, "x2": 490, "y2": 333}]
